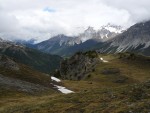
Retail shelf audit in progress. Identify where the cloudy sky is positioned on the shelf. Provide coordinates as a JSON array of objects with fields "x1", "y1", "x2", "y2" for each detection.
[{"x1": 0, "y1": 0, "x2": 150, "y2": 42}]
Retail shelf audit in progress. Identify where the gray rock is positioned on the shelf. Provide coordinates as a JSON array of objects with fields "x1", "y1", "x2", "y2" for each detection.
[{"x1": 60, "y1": 51, "x2": 99, "y2": 80}]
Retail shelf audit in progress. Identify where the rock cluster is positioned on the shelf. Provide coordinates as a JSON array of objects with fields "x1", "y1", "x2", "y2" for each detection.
[{"x1": 60, "y1": 51, "x2": 99, "y2": 80}]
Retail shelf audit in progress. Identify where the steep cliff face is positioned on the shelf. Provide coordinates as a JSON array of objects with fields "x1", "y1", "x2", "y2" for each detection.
[{"x1": 59, "y1": 51, "x2": 100, "y2": 80}]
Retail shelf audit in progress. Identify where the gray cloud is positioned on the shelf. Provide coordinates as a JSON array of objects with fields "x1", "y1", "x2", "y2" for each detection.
[{"x1": 0, "y1": 0, "x2": 150, "y2": 41}]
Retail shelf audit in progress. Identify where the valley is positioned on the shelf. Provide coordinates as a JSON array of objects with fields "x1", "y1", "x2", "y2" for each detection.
[
  {"x1": 1, "y1": 52, "x2": 150, "y2": 113},
  {"x1": 0, "y1": 17, "x2": 150, "y2": 113}
]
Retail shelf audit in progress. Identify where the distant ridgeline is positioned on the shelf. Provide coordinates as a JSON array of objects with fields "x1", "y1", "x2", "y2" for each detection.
[{"x1": 32, "y1": 21, "x2": 150, "y2": 57}]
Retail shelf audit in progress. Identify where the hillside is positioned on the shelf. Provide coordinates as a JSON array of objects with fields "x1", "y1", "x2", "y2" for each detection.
[
  {"x1": 0, "y1": 55, "x2": 51, "y2": 86},
  {"x1": 2, "y1": 80, "x2": 149, "y2": 113},
  {"x1": 0, "y1": 40, "x2": 62, "y2": 73},
  {"x1": 1, "y1": 52, "x2": 150, "y2": 113},
  {"x1": 0, "y1": 55, "x2": 59, "y2": 97}
]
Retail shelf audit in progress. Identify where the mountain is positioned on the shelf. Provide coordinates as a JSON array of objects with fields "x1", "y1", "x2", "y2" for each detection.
[
  {"x1": 78, "y1": 24, "x2": 124, "y2": 42},
  {"x1": 34, "y1": 24, "x2": 123, "y2": 56},
  {"x1": 78, "y1": 26, "x2": 97, "y2": 42},
  {"x1": 97, "y1": 20, "x2": 150, "y2": 56},
  {"x1": 15, "y1": 38, "x2": 36, "y2": 45},
  {"x1": 35, "y1": 34, "x2": 81, "y2": 55},
  {"x1": 0, "y1": 38, "x2": 62, "y2": 73},
  {"x1": 14, "y1": 38, "x2": 37, "y2": 48},
  {"x1": 36, "y1": 38, "x2": 102, "y2": 57}
]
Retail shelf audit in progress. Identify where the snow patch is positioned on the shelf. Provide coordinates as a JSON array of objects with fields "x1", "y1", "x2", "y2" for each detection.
[
  {"x1": 53, "y1": 85, "x2": 74, "y2": 94},
  {"x1": 51, "y1": 76, "x2": 61, "y2": 82},
  {"x1": 51, "y1": 76, "x2": 74, "y2": 94},
  {"x1": 105, "y1": 26, "x2": 122, "y2": 33},
  {"x1": 105, "y1": 34, "x2": 108, "y2": 38},
  {"x1": 100, "y1": 57, "x2": 108, "y2": 63}
]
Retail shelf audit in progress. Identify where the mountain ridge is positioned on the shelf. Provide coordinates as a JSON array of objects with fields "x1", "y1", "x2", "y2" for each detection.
[
  {"x1": 96, "y1": 20, "x2": 150, "y2": 56},
  {"x1": 33, "y1": 24, "x2": 124, "y2": 56}
]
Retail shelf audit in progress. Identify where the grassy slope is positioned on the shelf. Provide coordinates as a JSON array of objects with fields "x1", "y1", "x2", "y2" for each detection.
[
  {"x1": 0, "y1": 63, "x2": 52, "y2": 87},
  {"x1": 0, "y1": 60, "x2": 58, "y2": 100},
  {"x1": 1, "y1": 53, "x2": 150, "y2": 113},
  {"x1": 63, "y1": 53, "x2": 150, "y2": 91},
  {"x1": 1, "y1": 81, "x2": 150, "y2": 113}
]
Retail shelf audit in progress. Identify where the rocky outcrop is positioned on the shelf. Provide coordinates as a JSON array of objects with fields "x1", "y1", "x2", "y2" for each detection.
[{"x1": 59, "y1": 51, "x2": 99, "y2": 80}]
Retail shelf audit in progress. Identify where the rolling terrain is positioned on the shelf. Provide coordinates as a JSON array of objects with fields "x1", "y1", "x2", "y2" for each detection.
[
  {"x1": 1, "y1": 1, "x2": 150, "y2": 113},
  {"x1": 1, "y1": 52, "x2": 150, "y2": 113},
  {"x1": 1, "y1": 21, "x2": 150, "y2": 113}
]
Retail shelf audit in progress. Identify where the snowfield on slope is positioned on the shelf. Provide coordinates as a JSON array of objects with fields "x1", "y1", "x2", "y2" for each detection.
[
  {"x1": 53, "y1": 84, "x2": 74, "y2": 94},
  {"x1": 51, "y1": 76, "x2": 74, "y2": 94},
  {"x1": 100, "y1": 57, "x2": 109, "y2": 63},
  {"x1": 51, "y1": 76, "x2": 61, "y2": 82}
]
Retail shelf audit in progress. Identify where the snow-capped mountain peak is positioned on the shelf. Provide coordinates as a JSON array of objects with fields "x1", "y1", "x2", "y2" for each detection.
[
  {"x1": 78, "y1": 24, "x2": 124, "y2": 42},
  {"x1": 79, "y1": 26, "x2": 97, "y2": 42},
  {"x1": 100, "y1": 23, "x2": 124, "y2": 33},
  {"x1": 84, "y1": 26, "x2": 96, "y2": 34}
]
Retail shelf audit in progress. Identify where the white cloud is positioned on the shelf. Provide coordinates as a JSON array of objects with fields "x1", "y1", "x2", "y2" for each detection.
[
  {"x1": 0, "y1": 0, "x2": 150, "y2": 41},
  {"x1": 0, "y1": 12, "x2": 19, "y2": 32}
]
